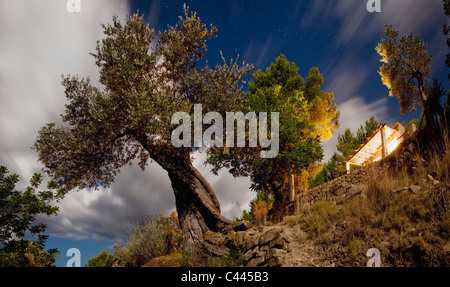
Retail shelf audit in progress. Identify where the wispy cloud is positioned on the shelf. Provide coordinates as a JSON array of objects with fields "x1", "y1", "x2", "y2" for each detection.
[
  {"x1": 0, "y1": 0, "x2": 130, "y2": 241},
  {"x1": 315, "y1": 0, "x2": 446, "y2": 160},
  {"x1": 243, "y1": 35, "x2": 274, "y2": 70},
  {"x1": 145, "y1": 0, "x2": 161, "y2": 28},
  {"x1": 321, "y1": 59, "x2": 388, "y2": 161},
  {"x1": 299, "y1": 0, "x2": 446, "y2": 47},
  {"x1": 333, "y1": 0, "x2": 446, "y2": 46},
  {"x1": 324, "y1": 61, "x2": 370, "y2": 102},
  {"x1": 321, "y1": 96, "x2": 390, "y2": 162}
]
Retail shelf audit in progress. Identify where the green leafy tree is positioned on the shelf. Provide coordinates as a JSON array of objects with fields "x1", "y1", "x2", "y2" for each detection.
[
  {"x1": 0, "y1": 165, "x2": 61, "y2": 267},
  {"x1": 207, "y1": 55, "x2": 336, "y2": 220},
  {"x1": 304, "y1": 67, "x2": 340, "y2": 141},
  {"x1": 356, "y1": 116, "x2": 379, "y2": 144},
  {"x1": 238, "y1": 192, "x2": 273, "y2": 225},
  {"x1": 296, "y1": 67, "x2": 340, "y2": 193},
  {"x1": 376, "y1": 24, "x2": 443, "y2": 130},
  {"x1": 32, "y1": 7, "x2": 251, "y2": 261},
  {"x1": 336, "y1": 129, "x2": 359, "y2": 159}
]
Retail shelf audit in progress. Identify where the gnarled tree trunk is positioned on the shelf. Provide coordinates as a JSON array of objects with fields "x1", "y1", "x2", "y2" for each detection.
[{"x1": 150, "y1": 150, "x2": 231, "y2": 262}]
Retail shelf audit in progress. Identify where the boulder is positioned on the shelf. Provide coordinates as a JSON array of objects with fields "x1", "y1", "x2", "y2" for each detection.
[
  {"x1": 226, "y1": 220, "x2": 252, "y2": 232},
  {"x1": 244, "y1": 228, "x2": 259, "y2": 247},
  {"x1": 247, "y1": 256, "x2": 266, "y2": 267},
  {"x1": 244, "y1": 246, "x2": 259, "y2": 262},
  {"x1": 235, "y1": 231, "x2": 246, "y2": 247},
  {"x1": 203, "y1": 231, "x2": 226, "y2": 245},
  {"x1": 267, "y1": 247, "x2": 286, "y2": 259},
  {"x1": 269, "y1": 236, "x2": 287, "y2": 249},
  {"x1": 259, "y1": 228, "x2": 280, "y2": 245},
  {"x1": 267, "y1": 256, "x2": 282, "y2": 267}
]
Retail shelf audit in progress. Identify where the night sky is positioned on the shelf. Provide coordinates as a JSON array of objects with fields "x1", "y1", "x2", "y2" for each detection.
[{"x1": 0, "y1": 0, "x2": 447, "y2": 266}]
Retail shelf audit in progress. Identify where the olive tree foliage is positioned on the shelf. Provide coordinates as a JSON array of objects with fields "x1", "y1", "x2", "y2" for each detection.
[
  {"x1": 376, "y1": 24, "x2": 444, "y2": 130},
  {"x1": 33, "y1": 7, "x2": 252, "y2": 260}
]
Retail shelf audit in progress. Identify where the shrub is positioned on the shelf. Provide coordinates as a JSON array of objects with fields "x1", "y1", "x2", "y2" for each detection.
[
  {"x1": 0, "y1": 239, "x2": 58, "y2": 267},
  {"x1": 300, "y1": 201, "x2": 341, "y2": 243},
  {"x1": 126, "y1": 211, "x2": 182, "y2": 267},
  {"x1": 127, "y1": 217, "x2": 171, "y2": 266},
  {"x1": 0, "y1": 165, "x2": 61, "y2": 267},
  {"x1": 86, "y1": 249, "x2": 116, "y2": 267},
  {"x1": 346, "y1": 239, "x2": 367, "y2": 263},
  {"x1": 237, "y1": 192, "x2": 273, "y2": 225}
]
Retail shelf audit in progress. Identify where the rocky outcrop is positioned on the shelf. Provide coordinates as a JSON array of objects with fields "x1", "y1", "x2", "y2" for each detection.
[{"x1": 203, "y1": 221, "x2": 292, "y2": 267}]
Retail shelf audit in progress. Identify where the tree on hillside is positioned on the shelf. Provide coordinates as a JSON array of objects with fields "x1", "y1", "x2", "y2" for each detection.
[
  {"x1": 239, "y1": 192, "x2": 273, "y2": 225},
  {"x1": 304, "y1": 67, "x2": 340, "y2": 141},
  {"x1": 376, "y1": 24, "x2": 443, "y2": 130},
  {"x1": 335, "y1": 116, "x2": 379, "y2": 159},
  {"x1": 336, "y1": 129, "x2": 359, "y2": 159},
  {"x1": 0, "y1": 165, "x2": 60, "y2": 267},
  {"x1": 207, "y1": 55, "x2": 339, "y2": 220},
  {"x1": 242, "y1": 84, "x2": 323, "y2": 220},
  {"x1": 33, "y1": 7, "x2": 252, "y2": 261},
  {"x1": 296, "y1": 67, "x2": 340, "y2": 193}
]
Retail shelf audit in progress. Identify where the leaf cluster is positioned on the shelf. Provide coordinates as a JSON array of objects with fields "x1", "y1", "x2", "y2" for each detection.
[{"x1": 0, "y1": 165, "x2": 61, "y2": 266}]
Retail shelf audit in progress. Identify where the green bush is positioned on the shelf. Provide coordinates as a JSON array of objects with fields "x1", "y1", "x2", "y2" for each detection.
[
  {"x1": 0, "y1": 165, "x2": 61, "y2": 267},
  {"x1": 86, "y1": 249, "x2": 116, "y2": 267},
  {"x1": 0, "y1": 239, "x2": 58, "y2": 267}
]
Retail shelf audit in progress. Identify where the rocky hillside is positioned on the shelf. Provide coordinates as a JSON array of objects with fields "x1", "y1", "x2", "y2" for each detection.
[
  {"x1": 143, "y1": 135, "x2": 450, "y2": 267},
  {"x1": 203, "y1": 137, "x2": 449, "y2": 267}
]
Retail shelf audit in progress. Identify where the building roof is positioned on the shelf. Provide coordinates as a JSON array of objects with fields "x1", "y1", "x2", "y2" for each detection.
[{"x1": 346, "y1": 123, "x2": 403, "y2": 167}]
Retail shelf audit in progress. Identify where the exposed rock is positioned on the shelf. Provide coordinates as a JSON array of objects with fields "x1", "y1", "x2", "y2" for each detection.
[
  {"x1": 267, "y1": 247, "x2": 286, "y2": 258},
  {"x1": 203, "y1": 231, "x2": 226, "y2": 245},
  {"x1": 203, "y1": 220, "x2": 295, "y2": 267},
  {"x1": 259, "y1": 228, "x2": 281, "y2": 245},
  {"x1": 247, "y1": 256, "x2": 266, "y2": 267},
  {"x1": 267, "y1": 256, "x2": 282, "y2": 267},
  {"x1": 409, "y1": 185, "x2": 421, "y2": 194},
  {"x1": 235, "y1": 231, "x2": 246, "y2": 247},
  {"x1": 269, "y1": 236, "x2": 287, "y2": 249},
  {"x1": 224, "y1": 230, "x2": 235, "y2": 246},
  {"x1": 244, "y1": 246, "x2": 259, "y2": 262},
  {"x1": 226, "y1": 220, "x2": 252, "y2": 232},
  {"x1": 244, "y1": 228, "x2": 259, "y2": 247}
]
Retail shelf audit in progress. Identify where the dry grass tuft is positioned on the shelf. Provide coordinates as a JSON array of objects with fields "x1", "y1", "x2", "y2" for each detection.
[{"x1": 286, "y1": 139, "x2": 450, "y2": 266}]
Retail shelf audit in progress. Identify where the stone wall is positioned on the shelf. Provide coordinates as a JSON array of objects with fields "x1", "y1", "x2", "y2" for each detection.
[{"x1": 203, "y1": 221, "x2": 292, "y2": 267}]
